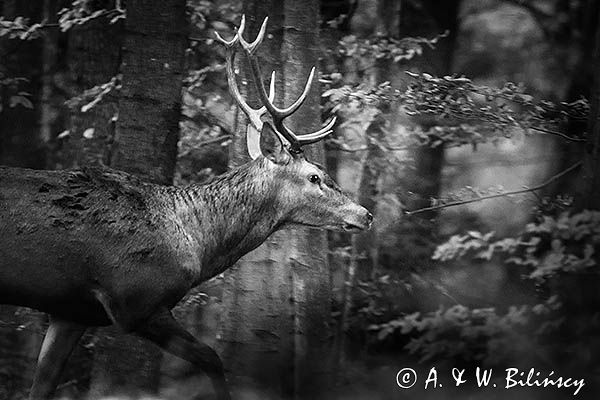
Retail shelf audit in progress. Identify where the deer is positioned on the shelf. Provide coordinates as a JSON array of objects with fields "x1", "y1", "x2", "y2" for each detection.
[{"x1": 0, "y1": 15, "x2": 372, "y2": 400}]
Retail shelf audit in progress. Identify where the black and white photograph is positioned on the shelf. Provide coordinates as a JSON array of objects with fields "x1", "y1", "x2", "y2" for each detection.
[{"x1": 0, "y1": 0, "x2": 598, "y2": 399}]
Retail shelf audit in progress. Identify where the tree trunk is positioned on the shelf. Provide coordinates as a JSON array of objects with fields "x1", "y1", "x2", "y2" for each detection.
[
  {"x1": 40, "y1": 0, "x2": 58, "y2": 147},
  {"x1": 91, "y1": 0, "x2": 187, "y2": 397},
  {"x1": 0, "y1": 2, "x2": 46, "y2": 398},
  {"x1": 0, "y1": 0, "x2": 45, "y2": 168},
  {"x1": 56, "y1": 0, "x2": 122, "y2": 169},
  {"x1": 391, "y1": 0, "x2": 459, "y2": 274},
  {"x1": 575, "y1": 4, "x2": 600, "y2": 210},
  {"x1": 219, "y1": 2, "x2": 332, "y2": 398},
  {"x1": 547, "y1": 0, "x2": 598, "y2": 201},
  {"x1": 219, "y1": 5, "x2": 293, "y2": 396},
  {"x1": 282, "y1": 2, "x2": 332, "y2": 396},
  {"x1": 336, "y1": 0, "x2": 400, "y2": 370},
  {"x1": 109, "y1": 0, "x2": 187, "y2": 184}
]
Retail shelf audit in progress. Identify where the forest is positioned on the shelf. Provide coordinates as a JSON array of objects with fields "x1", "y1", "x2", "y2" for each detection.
[{"x1": 0, "y1": 0, "x2": 599, "y2": 399}]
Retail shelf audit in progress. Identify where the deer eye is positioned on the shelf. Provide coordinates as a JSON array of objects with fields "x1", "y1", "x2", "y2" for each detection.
[{"x1": 308, "y1": 174, "x2": 321, "y2": 184}]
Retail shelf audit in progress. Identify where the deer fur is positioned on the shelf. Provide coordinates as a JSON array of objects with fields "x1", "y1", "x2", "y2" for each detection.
[{"x1": 0, "y1": 154, "x2": 371, "y2": 400}]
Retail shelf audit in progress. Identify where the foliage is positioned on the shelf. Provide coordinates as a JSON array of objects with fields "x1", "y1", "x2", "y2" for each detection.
[
  {"x1": 0, "y1": 0, "x2": 125, "y2": 41},
  {"x1": 0, "y1": 16, "x2": 45, "y2": 40},
  {"x1": 323, "y1": 69, "x2": 590, "y2": 153},
  {"x1": 174, "y1": 0, "x2": 241, "y2": 185},
  {"x1": 402, "y1": 72, "x2": 589, "y2": 143},
  {"x1": 0, "y1": 74, "x2": 33, "y2": 112},
  {"x1": 58, "y1": 0, "x2": 125, "y2": 31},
  {"x1": 433, "y1": 210, "x2": 600, "y2": 280},
  {"x1": 188, "y1": 0, "x2": 240, "y2": 38},
  {"x1": 368, "y1": 296, "x2": 562, "y2": 365},
  {"x1": 338, "y1": 31, "x2": 449, "y2": 66},
  {"x1": 64, "y1": 75, "x2": 121, "y2": 113}
]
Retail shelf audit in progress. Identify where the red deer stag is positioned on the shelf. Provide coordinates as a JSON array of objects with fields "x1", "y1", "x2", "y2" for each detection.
[{"x1": 0, "y1": 15, "x2": 372, "y2": 400}]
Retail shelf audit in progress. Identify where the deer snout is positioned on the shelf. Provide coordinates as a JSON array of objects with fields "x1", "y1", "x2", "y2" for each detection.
[
  {"x1": 363, "y1": 210, "x2": 374, "y2": 230},
  {"x1": 342, "y1": 206, "x2": 373, "y2": 233}
]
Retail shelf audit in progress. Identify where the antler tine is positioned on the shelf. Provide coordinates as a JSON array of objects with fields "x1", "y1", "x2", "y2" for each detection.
[
  {"x1": 245, "y1": 57, "x2": 334, "y2": 150},
  {"x1": 214, "y1": 31, "x2": 238, "y2": 47},
  {"x1": 247, "y1": 61, "x2": 315, "y2": 120},
  {"x1": 295, "y1": 116, "x2": 337, "y2": 143},
  {"x1": 225, "y1": 14, "x2": 336, "y2": 154},
  {"x1": 268, "y1": 70, "x2": 275, "y2": 102},
  {"x1": 215, "y1": 16, "x2": 275, "y2": 160},
  {"x1": 238, "y1": 16, "x2": 268, "y2": 55},
  {"x1": 219, "y1": 45, "x2": 262, "y2": 130},
  {"x1": 274, "y1": 115, "x2": 336, "y2": 151},
  {"x1": 277, "y1": 67, "x2": 315, "y2": 117}
]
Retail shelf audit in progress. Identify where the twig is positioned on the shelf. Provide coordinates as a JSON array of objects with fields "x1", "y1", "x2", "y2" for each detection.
[
  {"x1": 196, "y1": 135, "x2": 231, "y2": 146},
  {"x1": 178, "y1": 135, "x2": 232, "y2": 159},
  {"x1": 526, "y1": 125, "x2": 587, "y2": 142},
  {"x1": 189, "y1": 36, "x2": 212, "y2": 43},
  {"x1": 406, "y1": 161, "x2": 583, "y2": 215},
  {"x1": 332, "y1": 143, "x2": 414, "y2": 153},
  {"x1": 56, "y1": 379, "x2": 79, "y2": 391}
]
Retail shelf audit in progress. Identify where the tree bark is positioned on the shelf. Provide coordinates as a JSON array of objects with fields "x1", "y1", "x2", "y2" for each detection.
[
  {"x1": 282, "y1": 2, "x2": 332, "y2": 397},
  {"x1": 219, "y1": 5, "x2": 294, "y2": 396},
  {"x1": 335, "y1": 0, "x2": 400, "y2": 371},
  {"x1": 109, "y1": 0, "x2": 187, "y2": 185},
  {"x1": 40, "y1": 0, "x2": 58, "y2": 147},
  {"x1": 575, "y1": 4, "x2": 600, "y2": 210},
  {"x1": 0, "y1": 2, "x2": 46, "y2": 398},
  {"x1": 91, "y1": 0, "x2": 187, "y2": 397},
  {"x1": 390, "y1": 0, "x2": 460, "y2": 273},
  {"x1": 0, "y1": 0, "x2": 45, "y2": 168},
  {"x1": 56, "y1": 0, "x2": 122, "y2": 169},
  {"x1": 219, "y1": 2, "x2": 332, "y2": 398}
]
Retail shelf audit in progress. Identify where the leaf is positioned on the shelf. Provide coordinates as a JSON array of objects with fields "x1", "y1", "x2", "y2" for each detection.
[
  {"x1": 9, "y1": 95, "x2": 33, "y2": 109},
  {"x1": 82, "y1": 128, "x2": 95, "y2": 139},
  {"x1": 57, "y1": 130, "x2": 70, "y2": 139}
]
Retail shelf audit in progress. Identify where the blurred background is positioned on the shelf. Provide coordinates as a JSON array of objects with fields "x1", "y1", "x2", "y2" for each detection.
[{"x1": 1, "y1": 0, "x2": 599, "y2": 399}]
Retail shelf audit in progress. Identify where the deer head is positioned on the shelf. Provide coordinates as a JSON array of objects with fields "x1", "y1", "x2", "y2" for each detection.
[{"x1": 215, "y1": 16, "x2": 372, "y2": 233}]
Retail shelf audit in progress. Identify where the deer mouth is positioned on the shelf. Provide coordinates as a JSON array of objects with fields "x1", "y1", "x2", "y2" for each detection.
[{"x1": 343, "y1": 223, "x2": 367, "y2": 233}]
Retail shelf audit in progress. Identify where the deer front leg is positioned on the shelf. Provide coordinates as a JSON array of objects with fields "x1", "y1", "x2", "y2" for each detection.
[
  {"x1": 134, "y1": 309, "x2": 231, "y2": 400},
  {"x1": 29, "y1": 316, "x2": 86, "y2": 400}
]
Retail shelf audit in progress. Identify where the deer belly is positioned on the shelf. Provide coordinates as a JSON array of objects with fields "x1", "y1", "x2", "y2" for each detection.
[{"x1": 0, "y1": 244, "x2": 113, "y2": 325}]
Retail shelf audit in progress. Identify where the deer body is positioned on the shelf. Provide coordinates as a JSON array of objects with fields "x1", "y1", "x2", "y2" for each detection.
[
  {"x1": 0, "y1": 157, "x2": 369, "y2": 400},
  {"x1": 0, "y1": 15, "x2": 373, "y2": 400},
  {"x1": 0, "y1": 158, "x2": 298, "y2": 326}
]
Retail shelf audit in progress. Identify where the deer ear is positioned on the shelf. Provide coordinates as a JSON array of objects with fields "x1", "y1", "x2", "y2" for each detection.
[
  {"x1": 259, "y1": 123, "x2": 290, "y2": 165},
  {"x1": 267, "y1": 143, "x2": 292, "y2": 165},
  {"x1": 246, "y1": 124, "x2": 263, "y2": 159}
]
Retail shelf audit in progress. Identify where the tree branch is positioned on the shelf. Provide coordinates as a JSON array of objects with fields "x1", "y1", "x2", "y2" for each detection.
[
  {"x1": 527, "y1": 125, "x2": 587, "y2": 142},
  {"x1": 406, "y1": 161, "x2": 583, "y2": 215},
  {"x1": 196, "y1": 135, "x2": 231, "y2": 147}
]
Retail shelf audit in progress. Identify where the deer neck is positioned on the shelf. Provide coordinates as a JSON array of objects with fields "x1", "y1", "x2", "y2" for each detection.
[{"x1": 182, "y1": 158, "x2": 284, "y2": 281}]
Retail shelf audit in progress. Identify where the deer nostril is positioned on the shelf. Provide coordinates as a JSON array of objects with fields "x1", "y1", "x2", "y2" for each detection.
[{"x1": 366, "y1": 212, "x2": 373, "y2": 223}]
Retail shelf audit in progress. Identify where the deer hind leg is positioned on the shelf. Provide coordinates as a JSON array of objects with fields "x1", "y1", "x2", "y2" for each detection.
[
  {"x1": 29, "y1": 316, "x2": 86, "y2": 400},
  {"x1": 134, "y1": 309, "x2": 231, "y2": 400}
]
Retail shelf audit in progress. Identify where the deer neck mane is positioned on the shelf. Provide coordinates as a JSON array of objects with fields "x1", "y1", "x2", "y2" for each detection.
[{"x1": 182, "y1": 157, "x2": 284, "y2": 280}]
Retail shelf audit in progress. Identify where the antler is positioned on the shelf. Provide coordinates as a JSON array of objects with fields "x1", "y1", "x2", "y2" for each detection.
[
  {"x1": 216, "y1": 15, "x2": 336, "y2": 157},
  {"x1": 215, "y1": 17, "x2": 274, "y2": 159}
]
